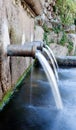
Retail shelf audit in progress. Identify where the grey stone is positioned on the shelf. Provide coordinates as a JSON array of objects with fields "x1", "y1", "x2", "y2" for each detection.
[
  {"x1": 34, "y1": 25, "x2": 44, "y2": 41},
  {"x1": 50, "y1": 43, "x2": 68, "y2": 56},
  {"x1": 68, "y1": 34, "x2": 76, "y2": 55}
]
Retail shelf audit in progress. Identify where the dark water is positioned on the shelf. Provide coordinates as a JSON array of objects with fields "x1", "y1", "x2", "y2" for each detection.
[{"x1": 0, "y1": 67, "x2": 76, "y2": 130}]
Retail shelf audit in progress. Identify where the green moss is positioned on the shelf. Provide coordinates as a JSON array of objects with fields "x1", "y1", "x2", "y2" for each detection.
[
  {"x1": 34, "y1": 24, "x2": 36, "y2": 30},
  {"x1": 0, "y1": 65, "x2": 31, "y2": 111},
  {"x1": 43, "y1": 23, "x2": 50, "y2": 45},
  {"x1": 15, "y1": 65, "x2": 31, "y2": 89},
  {"x1": 59, "y1": 32, "x2": 68, "y2": 46},
  {"x1": 43, "y1": 23, "x2": 50, "y2": 33},
  {"x1": 0, "y1": 89, "x2": 13, "y2": 110},
  {"x1": 67, "y1": 41, "x2": 73, "y2": 53}
]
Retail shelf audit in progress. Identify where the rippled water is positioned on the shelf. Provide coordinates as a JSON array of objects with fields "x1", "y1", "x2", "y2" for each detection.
[{"x1": 0, "y1": 67, "x2": 76, "y2": 130}]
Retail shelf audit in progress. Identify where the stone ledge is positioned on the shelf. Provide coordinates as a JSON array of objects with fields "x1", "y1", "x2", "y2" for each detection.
[{"x1": 57, "y1": 56, "x2": 76, "y2": 67}]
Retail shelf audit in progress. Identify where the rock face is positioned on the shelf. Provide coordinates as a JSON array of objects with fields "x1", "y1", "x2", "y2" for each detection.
[
  {"x1": 0, "y1": 0, "x2": 37, "y2": 100},
  {"x1": 34, "y1": 25, "x2": 44, "y2": 41},
  {"x1": 68, "y1": 34, "x2": 76, "y2": 55},
  {"x1": 0, "y1": 0, "x2": 11, "y2": 99},
  {"x1": 24, "y1": 0, "x2": 42, "y2": 16},
  {"x1": 50, "y1": 43, "x2": 68, "y2": 56}
]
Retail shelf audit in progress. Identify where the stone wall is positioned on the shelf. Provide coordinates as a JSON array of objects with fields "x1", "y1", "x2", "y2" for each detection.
[
  {"x1": 35, "y1": 0, "x2": 75, "y2": 57},
  {"x1": 0, "y1": 0, "x2": 35, "y2": 100}
]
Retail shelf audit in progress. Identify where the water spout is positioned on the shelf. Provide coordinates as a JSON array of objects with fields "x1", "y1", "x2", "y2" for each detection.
[
  {"x1": 43, "y1": 47, "x2": 59, "y2": 81},
  {"x1": 35, "y1": 51, "x2": 63, "y2": 110},
  {"x1": 6, "y1": 41, "x2": 63, "y2": 109},
  {"x1": 7, "y1": 41, "x2": 44, "y2": 57},
  {"x1": 45, "y1": 45, "x2": 59, "y2": 70}
]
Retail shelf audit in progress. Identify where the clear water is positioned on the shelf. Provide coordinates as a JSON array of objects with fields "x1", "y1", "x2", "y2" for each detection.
[
  {"x1": 29, "y1": 59, "x2": 34, "y2": 105},
  {"x1": 45, "y1": 45, "x2": 59, "y2": 70},
  {"x1": 35, "y1": 51, "x2": 63, "y2": 109},
  {"x1": 0, "y1": 67, "x2": 76, "y2": 130},
  {"x1": 43, "y1": 47, "x2": 59, "y2": 81}
]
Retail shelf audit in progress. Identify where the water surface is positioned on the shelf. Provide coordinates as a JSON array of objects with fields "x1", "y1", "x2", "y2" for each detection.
[{"x1": 0, "y1": 67, "x2": 76, "y2": 130}]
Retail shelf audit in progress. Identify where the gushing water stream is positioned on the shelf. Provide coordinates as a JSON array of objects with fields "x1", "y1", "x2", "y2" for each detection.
[
  {"x1": 0, "y1": 65, "x2": 76, "y2": 130},
  {"x1": 43, "y1": 47, "x2": 59, "y2": 81},
  {"x1": 35, "y1": 51, "x2": 63, "y2": 109},
  {"x1": 45, "y1": 45, "x2": 59, "y2": 70}
]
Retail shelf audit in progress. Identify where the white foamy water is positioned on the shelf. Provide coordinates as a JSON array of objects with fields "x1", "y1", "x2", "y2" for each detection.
[
  {"x1": 35, "y1": 51, "x2": 63, "y2": 109},
  {"x1": 45, "y1": 45, "x2": 59, "y2": 70},
  {"x1": 43, "y1": 47, "x2": 59, "y2": 81}
]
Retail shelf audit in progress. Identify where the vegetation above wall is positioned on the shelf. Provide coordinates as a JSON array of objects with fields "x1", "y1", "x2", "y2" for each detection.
[
  {"x1": 39, "y1": 0, "x2": 76, "y2": 55},
  {"x1": 54, "y1": 0, "x2": 76, "y2": 27}
]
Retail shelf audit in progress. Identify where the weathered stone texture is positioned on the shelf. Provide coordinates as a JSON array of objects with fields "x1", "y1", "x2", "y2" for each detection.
[
  {"x1": 11, "y1": 57, "x2": 31, "y2": 85},
  {"x1": 68, "y1": 34, "x2": 76, "y2": 55},
  {"x1": 34, "y1": 25, "x2": 44, "y2": 42},
  {"x1": 0, "y1": 0, "x2": 35, "y2": 100},
  {"x1": 50, "y1": 43, "x2": 68, "y2": 56},
  {"x1": 0, "y1": 83, "x2": 3, "y2": 101}
]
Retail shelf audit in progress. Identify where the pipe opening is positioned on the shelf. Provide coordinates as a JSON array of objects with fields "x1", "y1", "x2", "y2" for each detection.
[{"x1": 7, "y1": 41, "x2": 44, "y2": 57}]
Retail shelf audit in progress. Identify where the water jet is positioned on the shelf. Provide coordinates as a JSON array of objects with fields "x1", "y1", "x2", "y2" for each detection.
[
  {"x1": 6, "y1": 41, "x2": 63, "y2": 110},
  {"x1": 0, "y1": 56, "x2": 76, "y2": 130},
  {"x1": 1, "y1": 41, "x2": 76, "y2": 129}
]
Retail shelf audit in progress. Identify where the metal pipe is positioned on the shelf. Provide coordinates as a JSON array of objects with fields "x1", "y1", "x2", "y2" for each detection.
[
  {"x1": 7, "y1": 44, "x2": 36, "y2": 57},
  {"x1": 7, "y1": 41, "x2": 44, "y2": 57}
]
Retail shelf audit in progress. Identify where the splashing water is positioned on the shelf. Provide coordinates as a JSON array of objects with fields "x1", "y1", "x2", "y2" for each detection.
[
  {"x1": 0, "y1": 67, "x2": 76, "y2": 130},
  {"x1": 43, "y1": 47, "x2": 59, "y2": 81},
  {"x1": 35, "y1": 51, "x2": 63, "y2": 110},
  {"x1": 45, "y1": 45, "x2": 59, "y2": 70}
]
